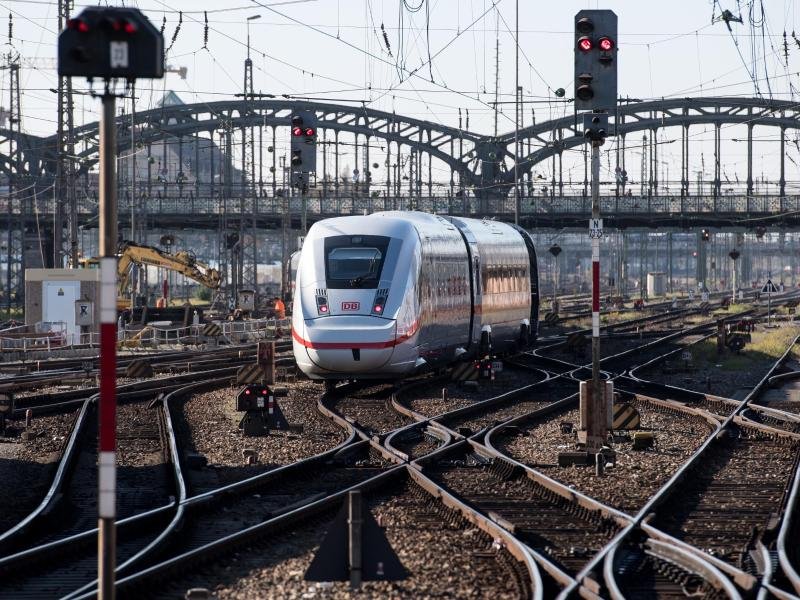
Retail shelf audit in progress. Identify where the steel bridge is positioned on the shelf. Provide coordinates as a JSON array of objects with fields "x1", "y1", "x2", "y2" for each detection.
[{"x1": 2, "y1": 96, "x2": 799, "y2": 307}]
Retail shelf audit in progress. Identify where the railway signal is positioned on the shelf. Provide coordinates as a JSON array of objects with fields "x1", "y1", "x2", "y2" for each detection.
[
  {"x1": 236, "y1": 384, "x2": 290, "y2": 436},
  {"x1": 58, "y1": 8, "x2": 164, "y2": 600},
  {"x1": 289, "y1": 111, "x2": 318, "y2": 187},
  {"x1": 574, "y1": 10, "x2": 618, "y2": 113},
  {"x1": 569, "y1": 9, "x2": 618, "y2": 463},
  {"x1": 58, "y1": 7, "x2": 164, "y2": 80}
]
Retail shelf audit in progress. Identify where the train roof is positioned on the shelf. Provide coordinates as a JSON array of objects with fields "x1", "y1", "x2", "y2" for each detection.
[
  {"x1": 308, "y1": 211, "x2": 517, "y2": 239},
  {"x1": 307, "y1": 211, "x2": 449, "y2": 239}
]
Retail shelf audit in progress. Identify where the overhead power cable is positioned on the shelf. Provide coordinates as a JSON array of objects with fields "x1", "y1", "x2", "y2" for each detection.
[{"x1": 248, "y1": 0, "x2": 512, "y2": 123}]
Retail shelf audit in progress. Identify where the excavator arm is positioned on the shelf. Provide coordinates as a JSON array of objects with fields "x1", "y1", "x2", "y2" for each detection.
[{"x1": 116, "y1": 242, "x2": 222, "y2": 299}]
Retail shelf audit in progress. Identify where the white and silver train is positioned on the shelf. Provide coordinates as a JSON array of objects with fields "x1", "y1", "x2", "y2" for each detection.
[{"x1": 291, "y1": 211, "x2": 539, "y2": 381}]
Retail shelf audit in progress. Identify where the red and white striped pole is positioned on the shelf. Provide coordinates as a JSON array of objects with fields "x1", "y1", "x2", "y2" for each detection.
[
  {"x1": 590, "y1": 139, "x2": 603, "y2": 451},
  {"x1": 98, "y1": 91, "x2": 118, "y2": 600}
]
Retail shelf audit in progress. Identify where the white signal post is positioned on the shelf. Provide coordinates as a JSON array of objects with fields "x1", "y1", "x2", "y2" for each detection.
[
  {"x1": 98, "y1": 90, "x2": 118, "y2": 600},
  {"x1": 590, "y1": 140, "x2": 603, "y2": 448}
]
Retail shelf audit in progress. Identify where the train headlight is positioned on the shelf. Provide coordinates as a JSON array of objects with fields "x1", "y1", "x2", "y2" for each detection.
[
  {"x1": 316, "y1": 295, "x2": 329, "y2": 315},
  {"x1": 372, "y1": 295, "x2": 386, "y2": 315}
]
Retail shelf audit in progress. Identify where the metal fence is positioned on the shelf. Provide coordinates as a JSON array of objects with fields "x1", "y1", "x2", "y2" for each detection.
[{"x1": 2, "y1": 194, "x2": 799, "y2": 220}]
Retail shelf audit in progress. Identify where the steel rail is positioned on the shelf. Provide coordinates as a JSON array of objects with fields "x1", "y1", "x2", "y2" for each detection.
[
  {"x1": 603, "y1": 538, "x2": 742, "y2": 600},
  {"x1": 0, "y1": 397, "x2": 93, "y2": 551},
  {"x1": 561, "y1": 334, "x2": 800, "y2": 599}
]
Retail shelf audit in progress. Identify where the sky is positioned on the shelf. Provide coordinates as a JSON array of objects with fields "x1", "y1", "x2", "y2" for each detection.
[{"x1": 3, "y1": 0, "x2": 800, "y2": 189}]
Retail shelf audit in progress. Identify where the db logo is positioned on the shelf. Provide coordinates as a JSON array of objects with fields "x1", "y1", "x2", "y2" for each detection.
[{"x1": 341, "y1": 302, "x2": 360, "y2": 311}]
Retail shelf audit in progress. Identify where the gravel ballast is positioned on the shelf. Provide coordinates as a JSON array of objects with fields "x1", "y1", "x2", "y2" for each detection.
[
  {"x1": 496, "y1": 399, "x2": 715, "y2": 514},
  {"x1": 0, "y1": 409, "x2": 78, "y2": 534},
  {"x1": 179, "y1": 380, "x2": 348, "y2": 493},
  {"x1": 151, "y1": 479, "x2": 530, "y2": 599}
]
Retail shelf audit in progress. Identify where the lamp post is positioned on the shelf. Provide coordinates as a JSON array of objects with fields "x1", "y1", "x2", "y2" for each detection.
[{"x1": 246, "y1": 14, "x2": 261, "y2": 57}]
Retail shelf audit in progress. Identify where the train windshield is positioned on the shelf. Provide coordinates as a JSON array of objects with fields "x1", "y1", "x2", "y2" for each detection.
[{"x1": 324, "y1": 235, "x2": 390, "y2": 288}]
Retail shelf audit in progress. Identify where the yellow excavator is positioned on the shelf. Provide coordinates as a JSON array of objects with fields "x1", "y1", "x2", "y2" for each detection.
[{"x1": 81, "y1": 241, "x2": 222, "y2": 310}]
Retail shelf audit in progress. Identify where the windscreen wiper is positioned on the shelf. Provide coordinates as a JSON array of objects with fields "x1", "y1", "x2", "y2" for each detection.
[{"x1": 349, "y1": 275, "x2": 376, "y2": 288}]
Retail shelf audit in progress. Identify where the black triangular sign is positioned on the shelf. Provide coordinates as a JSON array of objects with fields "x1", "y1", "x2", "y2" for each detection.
[
  {"x1": 268, "y1": 397, "x2": 290, "y2": 430},
  {"x1": 305, "y1": 502, "x2": 349, "y2": 581},
  {"x1": 304, "y1": 497, "x2": 407, "y2": 582},
  {"x1": 361, "y1": 504, "x2": 407, "y2": 581}
]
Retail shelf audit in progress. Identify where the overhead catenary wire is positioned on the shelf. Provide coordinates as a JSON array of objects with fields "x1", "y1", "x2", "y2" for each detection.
[{"x1": 248, "y1": 0, "x2": 514, "y2": 124}]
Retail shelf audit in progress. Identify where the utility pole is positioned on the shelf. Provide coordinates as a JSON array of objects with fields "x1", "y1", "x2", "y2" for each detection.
[
  {"x1": 4, "y1": 30, "x2": 22, "y2": 310},
  {"x1": 493, "y1": 13, "x2": 500, "y2": 137},
  {"x1": 514, "y1": 0, "x2": 520, "y2": 225},
  {"x1": 55, "y1": 0, "x2": 77, "y2": 268}
]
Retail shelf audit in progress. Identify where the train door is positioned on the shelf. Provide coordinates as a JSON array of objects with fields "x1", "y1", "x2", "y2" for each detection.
[
  {"x1": 471, "y1": 248, "x2": 483, "y2": 347},
  {"x1": 511, "y1": 225, "x2": 539, "y2": 341}
]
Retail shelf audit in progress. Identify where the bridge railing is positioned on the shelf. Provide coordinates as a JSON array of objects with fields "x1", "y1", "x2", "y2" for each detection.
[{"x1": 2, "y1": 194, "x2": 799, "y2": 218}]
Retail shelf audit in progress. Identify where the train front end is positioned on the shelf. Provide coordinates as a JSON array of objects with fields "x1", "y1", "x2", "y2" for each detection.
[{"x1": 292, "y1": 216, "x2": 420, "y2": 380}]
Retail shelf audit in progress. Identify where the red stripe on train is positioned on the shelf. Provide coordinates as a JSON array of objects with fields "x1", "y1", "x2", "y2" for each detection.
[{"x1": 292, "y1": 320, "x2": 420, "y2": 350}]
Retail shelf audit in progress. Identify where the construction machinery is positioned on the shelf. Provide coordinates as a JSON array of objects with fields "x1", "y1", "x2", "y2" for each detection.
[{"x1": 81, "y1": 241, "x2": 222, "y2": 310}]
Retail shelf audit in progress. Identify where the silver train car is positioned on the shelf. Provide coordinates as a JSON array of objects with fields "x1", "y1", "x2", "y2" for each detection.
[{"x1": 292, "y1": 211, "x2": 539, "y2": 380}]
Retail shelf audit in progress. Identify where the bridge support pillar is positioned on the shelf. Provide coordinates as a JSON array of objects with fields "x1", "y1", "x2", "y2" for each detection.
[
  {"x1": 667, "y1": 232, "x2": 673, "y2": 294},
  {"x1": 780, "y1": 126, "x2": 786, "y2": 197},
  {"x1": 713, "y1": 121, "x2": 721, "y2": 199},
  {"x1": 620, "y1": 233, "x2": 628, "y2": 296},
  {"x1": 746, "y1": 120, "x2": 754, "y2": 197},
  {"x1": 638, "y1": 232, "x2": 647, "y2": 299},
  {"x1": 696, "y1": 231, "x2": 707, "y2": 290}
]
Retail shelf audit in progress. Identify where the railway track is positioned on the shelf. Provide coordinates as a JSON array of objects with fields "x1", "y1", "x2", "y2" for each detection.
[
  {"x1": 110, "y1": 471, "x2": 537, "y2": 600},
  {"x1": 0, "y1": 344, "x2": 279, "y2": 397},
  {"x1": 568, "y1": 331, "x2": 800, "y2": 598},
  {"x1": 3, "y1": 300, "x2": 798, "y2": 597},
  {"x1": 420, "y1": 442, "x2": 626, "y2": 595},
  {"x1": 647, "y1": 423, "x2": 799, "y2": 569},
  {"x1": 0, "y1": 397, "x2": 177, "y2": 598},
  {"x1": 610, "y1": 540, "x2": 732, "y2": 599},
  {"x1": 0, "y1": 368, "x2": 241, "y2": 549},
  {"x1": 321, "y1": 383, "x2": 414, "y2": 437}
]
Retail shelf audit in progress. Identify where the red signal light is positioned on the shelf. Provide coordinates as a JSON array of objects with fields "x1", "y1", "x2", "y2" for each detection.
[
  {"x1": 245, "y1": 389, "x2": 251, "y2": 395},
  {"x1": 373, "y1": 304, "x2": 382, "y2": 313},
  {"x1": 578, "y1": 37, "x2": 592, "y2": 52},
  {"x1": 292, "y1": 126, "x2": 303, "y2": 137},
  {"x1": 598, "y1": 37, "x2": 614, "y2": 52},
  {"x1": 262, "y1": 389, "x2": 268, "y2": 395},
  {"x1": 304, "y1": 127, "x2": 316, "y2": 137},
  {"x1": 319, "y1": 304, "x2": 329, "y2": 313},
  {"x1": 68, "y1": 18, "x2": 90, "y2": 33},
  {"x1": 123, "y1": 20, "x2": 137, "y2": 34}
]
